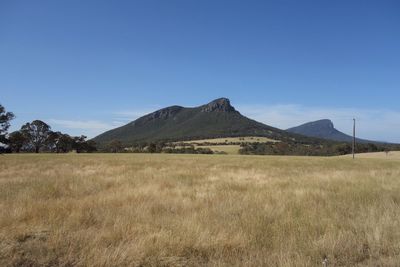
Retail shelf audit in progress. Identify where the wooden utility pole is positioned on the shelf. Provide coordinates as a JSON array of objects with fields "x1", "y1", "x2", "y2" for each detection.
[{"x1": 352, "y1": 118, "x2": 356, "y2": 159}]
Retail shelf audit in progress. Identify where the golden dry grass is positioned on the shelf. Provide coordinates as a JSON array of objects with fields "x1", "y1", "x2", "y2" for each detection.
[
  {"x1": 194, "y1": 144, "x2": 240, "y2": 154},
  {"x1": 1, "y1": 153, "x2": 400, "y2": 266},
  {"x1": 341, "y1": 151, "x2": 400, "y2": 160}
]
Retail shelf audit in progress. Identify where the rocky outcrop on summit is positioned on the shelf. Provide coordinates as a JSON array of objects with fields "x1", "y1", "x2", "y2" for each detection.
[
  {"x1": 138, "y1": 106, "x2": 183, "y2": 123},
  {"x1": 201, "y1": 98, "x2": 236, "y2": 113}
]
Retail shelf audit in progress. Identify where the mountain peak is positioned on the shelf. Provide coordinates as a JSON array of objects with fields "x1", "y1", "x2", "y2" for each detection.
[
  {"x1": 287, "y1": 119, "x2": 337, "y2": 137},
  {"x1": 94, "y1": 97, "x2": 293, "y2": 145},
  {"x1": 287, "y1": 119, "x2": 361, "y2": 143},
  {"x1": 201, "y1": 98, "x2": 236, "y2": 113},
  {"x1": 310, "y1": 119, "x2": 334, "y2": 129}
]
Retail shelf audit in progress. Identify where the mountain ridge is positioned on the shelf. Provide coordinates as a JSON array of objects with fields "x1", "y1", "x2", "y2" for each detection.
[
  {"x1": 287, "y1": 119, "x2": 376, "y2": 143},
  {"x1": 93, "y1": 98, "x2": 315, "y2": 145}
]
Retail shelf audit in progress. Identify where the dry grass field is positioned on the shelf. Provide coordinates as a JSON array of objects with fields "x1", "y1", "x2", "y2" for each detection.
[
  {"x1": 1, "y1": 153, "x2": 400, "y2": 266},
  {"x1": 343, "y1": 151, "x2": 400, "y2": 160},
  {"x1": 194, "y1": 144, "x2": 241, "y2": 154}
]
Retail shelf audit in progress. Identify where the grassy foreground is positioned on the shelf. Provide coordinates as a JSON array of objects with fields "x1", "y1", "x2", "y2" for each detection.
[{"x1": 1, "y1": 154, "x2": 400, "y2": 266}]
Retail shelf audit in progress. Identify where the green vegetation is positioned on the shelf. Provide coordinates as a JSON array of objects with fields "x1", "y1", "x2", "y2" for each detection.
[
  {"x1": 239, "y1": 141, "x2": 400, "y2": 156},
  {"x1": 0, "y1": 104, "x2": 15, "y2": 148},
  {"x1": 7, "y1": 120, "x2": 96, "y2": 153},
  {"x1": 181, "y1": 136, "x2": 278, "y2": 144},
  {"x1": 0, "y1": 104, "x2": 97, "y2": 154}
]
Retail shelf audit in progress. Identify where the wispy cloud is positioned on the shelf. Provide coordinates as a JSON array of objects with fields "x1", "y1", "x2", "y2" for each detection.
[
  {"x1": 47, "y1": 105, "x2": 400, "y2": 143},
  {"x1": 48, "y1": 119, "x2": 124, "y2": 138},
  {"x1": 47, "y1": 108, "x2": 156, "y2": 138},
  {"x1": 49, "y1": 119, "x2": 116, "y2": 130},
  {"x1": 237, "y1": 104, "x2": 400, "y2": 143},
  {"x1": 113, "y1": 108, "x2": 159, "y2": 122},
  {"x1": 45, "y1": 107, "x2": 157, "y2": 138}
]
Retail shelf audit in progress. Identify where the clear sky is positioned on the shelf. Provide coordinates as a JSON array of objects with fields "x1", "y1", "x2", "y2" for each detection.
[{"x1": 1, "y1": 0, "x2": 400, "y2": 142}]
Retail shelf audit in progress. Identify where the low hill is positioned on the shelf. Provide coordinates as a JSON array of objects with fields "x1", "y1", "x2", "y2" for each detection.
[
  {"x1": 287, "y1": 119, "x2": 375, "y2": 143},
  {"x1": 93, "y1": 98, "x2": 315, "y2": 146}
]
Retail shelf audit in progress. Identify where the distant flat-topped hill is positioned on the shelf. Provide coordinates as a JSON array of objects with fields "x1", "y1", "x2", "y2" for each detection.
[
  {"x1": 287, "y1": 119, "x2": 377, "y2": 143},
  {"x1": 93, "y1": 98, "x2": 313, "y2": 145}
]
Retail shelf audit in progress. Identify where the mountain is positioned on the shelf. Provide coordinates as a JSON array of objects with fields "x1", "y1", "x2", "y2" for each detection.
[
  {"x1": 93, "y1": 98, "x2": 313, "y2": 145},
  {"x1": 287, "y1": 119, "x2": 373, "y2": 143}
]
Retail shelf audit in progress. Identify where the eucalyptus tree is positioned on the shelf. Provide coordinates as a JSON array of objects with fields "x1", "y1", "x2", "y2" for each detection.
[
  {"x1": 0, "y1": 104, "x2": 15, "y2": 145},
  {"x1": 8, "y1": 131, "x2": 27, "y2": 153},
  {"x1": 21, "y1": 120, "x2": 51, "y2": 153}
]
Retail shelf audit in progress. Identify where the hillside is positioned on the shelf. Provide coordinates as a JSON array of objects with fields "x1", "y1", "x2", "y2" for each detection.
[
  {"x1": 93, "y1": 98, "x2": 314, "y2": 146},
  {"x1": 287, "y1": 119, "x2": 374, "y2": 143}
]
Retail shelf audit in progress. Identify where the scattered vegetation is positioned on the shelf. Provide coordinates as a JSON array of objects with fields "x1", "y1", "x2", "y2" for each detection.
[
  {"x1": 180, "y1": 136, "x2": 279, "y2": 144},
  {"x1": 111, "y1": 142, "x2": 215, "y2": 154},
  {"x1": 239, "y1": 141, "x2": 400, "y2": 156}
]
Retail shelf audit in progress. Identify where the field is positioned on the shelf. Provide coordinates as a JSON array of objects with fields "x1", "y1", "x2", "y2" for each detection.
[
  {"x1": 343, "y1": 151, "x2": 400, "y2": 160},
  {"x1": 176, "y1": 136, "x2": 279, "y2": 154},
  {"x1": 1, "y1": 153, "x2": 400, "y2": 266},
  {"x1": 194, "y1": 144, "x2": 241, "y2": 154}
]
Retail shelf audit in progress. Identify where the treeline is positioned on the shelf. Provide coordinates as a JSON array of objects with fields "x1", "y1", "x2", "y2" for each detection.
[
  {"x1": 6, "y1": 120, "x2": 96, "y2": 153},
  {"x1": 102, "y1": 140, "x2": 214, "y2": 154},
  {"x1": 239, "y1": 142, "x2": 400, "y2": 156},
  {"x1": 1, "y1": 103, "x2": 212, "y2": 154},
  {"x1": 0, "y1": 104, "x2": 96, "y2": 153}
]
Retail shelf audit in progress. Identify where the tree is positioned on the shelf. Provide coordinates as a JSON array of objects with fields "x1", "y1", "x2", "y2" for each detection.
[
  {"x1": 0, "y1": 104, "x2": 15, "y2": 145},
  {"x1": 8, "y1": 131, "x2": 27, "y2": 153},
  {"x1": 147, "y1": 142, "x2": 157, "y2": 153},
  {"x1": 72, "y1": 135, "x2": 87, "y2": 153},
  {"x1": 83, "y1": 140, "x2": 97, "y2": 153},
  {"x1": 72, "y1": 135, "x2": 97, "y2": 153},
  {"x1": 335, "y1": 143, "x2": 352, "y2": 155},
  {"x1": 47, "y1": 131, "x2": 74, "y2": 153},
  {"x1": 20, "y1": 120, "x2": 51, "y2": 153},
  {"x1": 108, "y1": 139, "x2": 123, "y2": 153}
]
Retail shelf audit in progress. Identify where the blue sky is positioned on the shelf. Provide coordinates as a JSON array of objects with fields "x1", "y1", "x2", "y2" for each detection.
[{"x1": 1, "y1": 0, "x2": 400, "y2": 142}]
